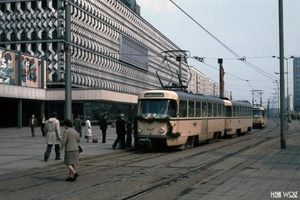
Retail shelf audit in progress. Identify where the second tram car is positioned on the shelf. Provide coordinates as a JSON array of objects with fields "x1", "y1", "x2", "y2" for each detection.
[
  {"x1": 223, "y1": 99, "x2": 253, "y2": 137},
  {"x1": 253, "y1": 106, "x2": 267, "y2": 128},
  {"x1": 135, "y1": 90, "x2": 225, "y2": 149}
]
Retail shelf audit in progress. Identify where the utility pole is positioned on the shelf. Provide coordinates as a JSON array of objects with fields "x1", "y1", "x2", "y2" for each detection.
[
  {"x1": 65, "y1": 1, "x2": 72, "y2": 121},
  {"x1": 218, "y1": 59, "x2": 224, "y2": 98},
  {"x1": 278, "y1": 0, "x2": 286, "y2": 149}
]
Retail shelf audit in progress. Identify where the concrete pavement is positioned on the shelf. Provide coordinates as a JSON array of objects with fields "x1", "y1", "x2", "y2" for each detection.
[
  {"x1": 0, "y1": 125, "x2": 120, "y2": 175},
  {"x1": 178, "y1": 120, "x2": 300, "y2": 200}
]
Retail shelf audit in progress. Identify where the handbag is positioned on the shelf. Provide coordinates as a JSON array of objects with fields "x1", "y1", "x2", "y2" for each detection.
[
  {"x1": 78, "y1": 145, "x2": 83, "y2": 153},
  {"x1": 92, "y1": 137, "x2": 98, "y2": 143}
]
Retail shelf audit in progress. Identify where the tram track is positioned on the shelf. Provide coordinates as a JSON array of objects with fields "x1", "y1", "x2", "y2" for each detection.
[
  {"x1": 117, "y1": 121, "x2": 281, "y2": 200},
  {"x1": 51, "y1": 119, "x2": 282, "y2": 200}
]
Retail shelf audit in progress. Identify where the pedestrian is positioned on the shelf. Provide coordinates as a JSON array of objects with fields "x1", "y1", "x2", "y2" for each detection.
[
  {"x1": 126, "y1": 117, "x2": 133, "y2": 148},
  {"x1": 112, "y1": 114, "x2": 126, "y2": 149},
  {"x1": 28, "y1": 114, "x2": 38, "y2": 137},
  {"x1": 85, "y1": 116, "x2": 92, "y2": 143},
  {"x1": 41, "y1": 114, "x2": 46, "y2": 137},
  {"x1": 44, "y1": 112, "x2": 61, "y2": 162},
  {"x1": 74, "y1": 115, "x2": 82, "y2": 137},
  {"x1": 98, "y1": 114, "x2": 108, "y2": 143},
  {"x1": 60, "y1": 119, "x2": 80, "y2": 182}
]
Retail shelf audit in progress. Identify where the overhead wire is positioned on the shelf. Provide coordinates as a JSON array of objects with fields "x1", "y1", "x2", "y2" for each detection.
[{"x1": 170, "y1": 0, "x2": 279, "y2": 82}]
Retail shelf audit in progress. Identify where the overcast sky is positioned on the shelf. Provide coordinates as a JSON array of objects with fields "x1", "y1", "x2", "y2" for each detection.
[{"x1": 137, "y1": 0, "x2": 300, "y2": 107}]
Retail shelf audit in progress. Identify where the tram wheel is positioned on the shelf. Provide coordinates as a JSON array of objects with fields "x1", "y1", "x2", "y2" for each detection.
[
  {"x1": 213, "y1": 132, "x2": 219, "y2": 142},
  {"x1": 184, "y1": 136, "x2": 195, "y2": 149}
]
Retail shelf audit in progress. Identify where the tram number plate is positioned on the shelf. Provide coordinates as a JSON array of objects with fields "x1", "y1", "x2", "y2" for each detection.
[{"x1": 147, "y1": 128, "x2": 154, "y2": 131}]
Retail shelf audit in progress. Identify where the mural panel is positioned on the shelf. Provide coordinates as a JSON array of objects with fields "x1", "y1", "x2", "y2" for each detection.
[
  {"x1": 0, "y1": 49, "x2": 16, "y2": 85},
  {"x1": 21, "y1": 55, "x2": 39, "y2": 88}
]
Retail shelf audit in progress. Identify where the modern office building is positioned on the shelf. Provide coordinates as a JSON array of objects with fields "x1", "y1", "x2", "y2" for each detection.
[{"x1": 293, "y1": 57, "x2": 300, "y2": 112}]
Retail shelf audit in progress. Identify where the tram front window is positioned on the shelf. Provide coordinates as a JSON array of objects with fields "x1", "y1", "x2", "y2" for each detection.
[{"x1": 138, "y1": 99, "x2": 177, "y2": 118}]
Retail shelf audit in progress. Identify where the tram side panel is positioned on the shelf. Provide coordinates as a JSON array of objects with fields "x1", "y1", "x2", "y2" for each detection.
[
  {"x1": 225, "y1": 117, "x2": 252, "y2": 136},
  {"x1": 166, "y1": 119, "x2": 202, "y2": 146},
  {"x1": 207, "y1": 118, "x2": 225, "y2": 139}
]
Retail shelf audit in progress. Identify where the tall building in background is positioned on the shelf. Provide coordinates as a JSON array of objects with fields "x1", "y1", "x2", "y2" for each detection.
[{"x1": 293, "y1": 57, "x2": 300, "y2": 111}]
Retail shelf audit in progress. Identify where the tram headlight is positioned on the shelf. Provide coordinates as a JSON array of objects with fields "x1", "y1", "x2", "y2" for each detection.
[
  {"x1": 138, "y1": 127, "x2": 142, "y2": 133},
  {"x1": 159, "y1": 127, "x2": 165, "y2": 134}
]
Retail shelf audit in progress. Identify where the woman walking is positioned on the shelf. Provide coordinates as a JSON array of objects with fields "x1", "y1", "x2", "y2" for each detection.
[{"x1": 60, "y1": 119, "x2": 80, "y2": 182}]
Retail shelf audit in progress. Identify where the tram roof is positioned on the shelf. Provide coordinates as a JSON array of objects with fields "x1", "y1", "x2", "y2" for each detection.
[
  {"x1": 138, "y1": 89, "x2": 224, "y2": 103},
  {"x1": 253, "y1": 106, "x2": 265, "y2": 110}
]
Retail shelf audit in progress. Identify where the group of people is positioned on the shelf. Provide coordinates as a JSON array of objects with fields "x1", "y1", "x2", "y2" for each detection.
[
  {"x1": 73, "y1": 114, "x2": 107, "y2": 143},
  {"x1": 31, "y1": 112, "x2": 134, "y2": 182},
  {"x1": 28, "y1": 114, "x2": 46, "y2": 137},
  {"x1": 38, "y1": 112, "x2": 80, "y2": 182},
  {"x1": 74, "y1": 113, "x2": 134, "y2": 149}
]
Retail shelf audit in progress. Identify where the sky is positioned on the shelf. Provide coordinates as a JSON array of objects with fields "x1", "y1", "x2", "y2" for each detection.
[{"x1": 136, "y1": 0, "x2": 300, "y2": 108}]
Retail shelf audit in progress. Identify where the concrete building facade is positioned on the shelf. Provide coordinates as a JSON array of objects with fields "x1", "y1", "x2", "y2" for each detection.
[
  {"x1": 0, "y1": 0, "x2": 232, "y2": 127},
  {"x1": 0, "y1": 0, "x2": 190, "y2": 127}
]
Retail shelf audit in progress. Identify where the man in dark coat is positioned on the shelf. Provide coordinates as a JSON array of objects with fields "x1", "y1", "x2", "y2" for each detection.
[
  {"x1": 29, "y1": 114, "x2": 38, "y2": 137},
  {"x1": 98, "y1": 114, "x2": 108, "y2": 143},
  {"x1": 112, "y1": 114, "x2": 126, "y2": 149},
  {"x1": 74, "y1": 115, "x2": 82, "y2": 137}
]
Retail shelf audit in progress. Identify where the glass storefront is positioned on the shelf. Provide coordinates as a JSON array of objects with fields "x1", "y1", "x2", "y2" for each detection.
[{"x1": 47, "y1": 101, "x2": 137, "y2": 125}]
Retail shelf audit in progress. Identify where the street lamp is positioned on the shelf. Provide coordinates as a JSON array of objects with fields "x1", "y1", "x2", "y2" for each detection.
[
  {"x1": 285, "y1": 56, "x2": 294, "y2": 122},
  {"x1": 273, "y1": 81, "x2": 280, "y2": 117}
]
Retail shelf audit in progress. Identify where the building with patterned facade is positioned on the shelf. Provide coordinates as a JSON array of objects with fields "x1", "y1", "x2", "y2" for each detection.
[
  {"x1": 0, "y1": 0, "x2": 191, "y2": 127},
  {"x1": 0, "y1": 0, "x2": 232, "y2": 128}
]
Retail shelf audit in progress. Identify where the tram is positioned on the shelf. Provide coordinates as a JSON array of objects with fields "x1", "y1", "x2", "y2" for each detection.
[
  {"x1": 135, "y1": 90, "x2": 225, "y2": 149},
  {"x1": 223, "y1": 99, "x2": 253, "y2": 137},
  {"x1": 252, "y1": 106, "x2": 267, "y2": 128}
]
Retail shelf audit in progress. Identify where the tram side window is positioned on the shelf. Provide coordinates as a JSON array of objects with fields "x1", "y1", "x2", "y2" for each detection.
[
  {"x1": 233, "y1": 106, "x2": 237, "y2": 117},
  {"x1": 179, "y1": 100, "x2": 187, "y2": 117},
  {"x1": 208, "y1": 103, "x2": 212, "y2": 117},
  {"x1": 188, "y1": 101, "x2": 195, "y2": 117},
  {"x1": 196, "y1": 101, "x2": 201, "y2": 117},
  {"x1": 217, "y1": 104, "x2": 222, "y2": 117},
  {"x1": 213, "y1": 103, "x2": 217, "y2": 117},
  {"x1": 225, "y1": 106, "x2": 232, "y2": 117},
  {"x1": 167, "y1": 100, "x2": 177, "y2": 117},
  {"x1": 202, "y1": 102, "x2": 207, "y2": 117}
]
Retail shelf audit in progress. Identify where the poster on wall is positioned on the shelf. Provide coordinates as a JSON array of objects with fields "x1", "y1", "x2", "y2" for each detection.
[
  {"x1": 21, "y1": 54, "x2": 39, "y2": 88},
  {"x1": 0, "y1": 49, "x2": 16, "y2": 85}
]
